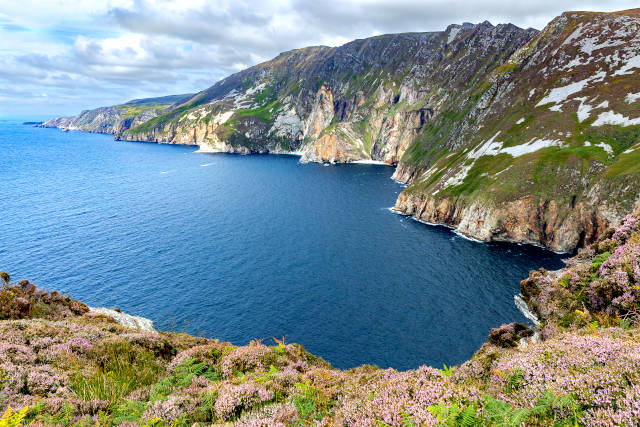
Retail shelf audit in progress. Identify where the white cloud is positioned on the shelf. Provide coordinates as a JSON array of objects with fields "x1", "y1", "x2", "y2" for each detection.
[{"x1": 0, "y1": 0, "x2": 638, "y2": 116}]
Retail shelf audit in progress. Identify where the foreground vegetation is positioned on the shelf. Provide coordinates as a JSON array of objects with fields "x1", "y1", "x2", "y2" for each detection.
[{"x1": 1, "y1": 212, "x2": 640, "y2": 425}]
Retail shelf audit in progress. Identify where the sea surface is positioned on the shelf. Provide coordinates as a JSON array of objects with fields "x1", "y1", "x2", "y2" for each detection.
[{"x1": 0, "y1": 120, "x2": 565, "y2": 370}]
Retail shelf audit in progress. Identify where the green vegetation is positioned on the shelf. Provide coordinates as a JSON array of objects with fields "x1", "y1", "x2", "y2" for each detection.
[
  {"x1": 114, "y1": 103, "x2": 172, "y2": 119},
  {"x1": 234, "y1": 100, "x2": 281, "y2": 124},
  {"x1": 70, "y1": 341, "x2": 163, "y2": 405}
]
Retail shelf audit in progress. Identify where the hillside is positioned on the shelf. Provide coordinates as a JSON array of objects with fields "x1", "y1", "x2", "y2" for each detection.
[
  {"x1": 393, "y1": 9, "x2": 640, "y2": 252},
  {"x1": 2, "y1": 211, "x2": 640, "y2": 425},
  {"x1": 40, "y1": 9, "x2": 640, "y2": 251},
  {"x1": 40, "y1": 94, "x2": 194, "y2": 134},
  {"x1": 43, "y1": 22, "x2": 537, "y2": 161}
]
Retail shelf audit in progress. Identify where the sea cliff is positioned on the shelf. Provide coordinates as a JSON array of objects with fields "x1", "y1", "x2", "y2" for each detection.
[
  {"x1": 2, "y1": 211, "x2": 640, "y2": 425},
  {"x1": 40, "y1": 8, "x2": 640, "y2": 251}
]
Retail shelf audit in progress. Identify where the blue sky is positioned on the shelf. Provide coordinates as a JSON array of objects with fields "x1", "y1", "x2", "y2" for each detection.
[{"x1": 1, "y1": 0, "x2": 637, "y2": 118}]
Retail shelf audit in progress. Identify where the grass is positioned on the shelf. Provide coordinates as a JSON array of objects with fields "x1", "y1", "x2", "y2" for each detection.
[
  {"x1": 607, "y1": 149, "x2": 640, "y2": 176},
  {"x1": 70, "y1": 341, "x2": 163, "y2": 405},
  {"x1": 150, "y1": 359, "x2": 220, "y2": 402},
  {"x1": 293, "y1": 381, "x2": 334, "y2": 422},
  {"x1": 234, "y1": 100, "x2": 281, "y2": 123},
  {"x1": 114, "y1": 103, "x2": 172, "y2": 119}
]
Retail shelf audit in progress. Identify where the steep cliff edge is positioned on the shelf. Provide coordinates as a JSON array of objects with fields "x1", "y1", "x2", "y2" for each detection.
[
  {"x1": 40, "y1": 94, "x2": 194, "y2": 134},
  {"x1": 394, "y1": 9, "x2": 640, "y2": 252}
]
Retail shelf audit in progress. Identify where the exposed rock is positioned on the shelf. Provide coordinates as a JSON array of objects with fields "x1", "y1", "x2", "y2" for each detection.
[
  {"x1": 488, "y1": 322, "x2": 534, "y2": 348},
  {"x1": 89, "y1": 307, "x2": 156, "y2": 332}
]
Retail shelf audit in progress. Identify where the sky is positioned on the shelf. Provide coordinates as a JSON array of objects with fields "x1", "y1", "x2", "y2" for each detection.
[{"x1": 1, "y1": 0, "x2": 637, "y2": 117}]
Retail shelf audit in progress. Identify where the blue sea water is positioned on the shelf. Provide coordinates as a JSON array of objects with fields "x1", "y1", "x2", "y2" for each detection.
[{"x1": 0, "y1": 120, "x2": 565, "y2": 370}]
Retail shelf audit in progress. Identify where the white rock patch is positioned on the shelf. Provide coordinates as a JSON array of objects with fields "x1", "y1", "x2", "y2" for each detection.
[
  {"x1": 592, "y1": 111, "x2": 640, "y2": 127},
  {"x1": 447, "y1": 26, "x2": 461, "y2": 44},
  {"x1": 626, "y1": 92, "x2": 640, "y2": 103},
  {"x1": 516, "y1": 117, "x2": 525, "y2": 124},
  {"x1": 501, "y1": 138, "x2": 564, "y2": 157},
  {"x1": 89, "y1": 307, "x2": 156, "y2": 332},
  {"x1": 595, "y1": 142, "x2": 614, "y2": 155},
  {"x1": 270, "y1": 107, "x2": 303, "y2": 139},
  {"x1": 613, "y1": 54, "x2": 640, "y2": 76},
  {"x1": 536, "y1": 72, "x2": 606, "y2": 108},
  {"x1": 443, "y1": 133, "x2": 564, "y2": 189},
  {"x1": 576, "y1": 98, "x2": 593, "y2": 123}
]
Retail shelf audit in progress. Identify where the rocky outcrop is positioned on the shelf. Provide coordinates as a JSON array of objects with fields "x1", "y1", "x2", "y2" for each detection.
[
  {"x1": 45, "y1": 21, "x2": 537, "y2": 164},
  {"x1": 40, "y1": 93, "x2": 193, "y2": 135},
  {"x1": 89, "y1": 306, "x2": 156, "y2": 332},
  {"x1": 394, "y1": 192, "x2": 612, "y2": 252},
  {"x1": 394, "y1": 9, "x2": 640, "y2": 251}
]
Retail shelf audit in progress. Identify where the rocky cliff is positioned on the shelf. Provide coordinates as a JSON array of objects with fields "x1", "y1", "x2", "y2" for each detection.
[
  {"x1": 42, "y1": 9, "x2": 640, "y2": 251},
  {"x1": 44, "y1": 22, "x2": 537, "y2": 163},
  {"x1": 393, "y1": 9, "x2": 640, "y2": 252},
  {"x1": 40, "y1": 94, "x2": 193, "y2": 134}
]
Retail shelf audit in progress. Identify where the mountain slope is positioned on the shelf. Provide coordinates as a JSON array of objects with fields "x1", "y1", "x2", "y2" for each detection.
[
  {"x1": 40, "y1": 9, "x2": 640, "y2": 251},
  {"x1": 44, "y1": 22, "x2": 537, "y2": 163},
  {"x1": 41, "y1": 94, "x2": 194, "y2": 134},
  {"x1": 393, "y1": 9, "x2": 640, "y2": 252}
]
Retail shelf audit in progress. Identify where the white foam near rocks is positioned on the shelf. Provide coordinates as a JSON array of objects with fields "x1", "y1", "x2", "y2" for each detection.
[
  {"x1": 514, "y1": 294, "x2": 540, "y2": 326},
  {"x1": 352, "y1": 160, "x2": 387, "y2": 165},
  {"x1": 89, "y1": 307, "x2": 156, "y2": 332}
]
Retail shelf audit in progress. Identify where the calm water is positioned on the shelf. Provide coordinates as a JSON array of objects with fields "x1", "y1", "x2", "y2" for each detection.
[{"x1": 0, "y1": 120, "x2": 565, "y2": 370}]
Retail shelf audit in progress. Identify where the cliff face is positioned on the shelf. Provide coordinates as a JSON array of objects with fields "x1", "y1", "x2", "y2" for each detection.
[
  {"x1": 46, "y1": 23, "x2": 537, "y2": 164},
  {"x1": 40, "y1": 94, "x2": 194, "y2": 134},
  {"x1": 41, "y1": 9, "x2": 640, "y2": 251},
  {"x1": 394, "y1": 9, "x2": 640, "y2": 251}
]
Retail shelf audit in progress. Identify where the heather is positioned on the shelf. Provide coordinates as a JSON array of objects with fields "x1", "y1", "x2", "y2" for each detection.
[{"x1": 2, "y1": 214, "x2": 640, "y2": 425}]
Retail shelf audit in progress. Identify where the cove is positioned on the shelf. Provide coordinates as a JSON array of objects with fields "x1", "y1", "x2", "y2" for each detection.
[{"x1": 0, "y1": 120, "x2": 565, "y2": 370}]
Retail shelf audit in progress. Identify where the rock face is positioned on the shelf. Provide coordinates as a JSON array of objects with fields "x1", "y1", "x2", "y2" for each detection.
[
  {"x1": 89, "y1": 306, "x2": 156, "y2": 332},
  {"x1": 42, "y1": 9, "x2": 640, "y2": 251},
  {"x1": 45, "y1": 23, "x2": 537, "y2": 164},
  {"x1": 40, "y1": 94, "x2": 193, "y2": 134},
  {"x1": 393, "y1": 9, "x2": 640, "y2": 251}
]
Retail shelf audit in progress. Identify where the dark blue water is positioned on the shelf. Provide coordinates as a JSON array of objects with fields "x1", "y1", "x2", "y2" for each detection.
[{"x1": 0, "y1": 120, "x2": 564, "y2": 370}]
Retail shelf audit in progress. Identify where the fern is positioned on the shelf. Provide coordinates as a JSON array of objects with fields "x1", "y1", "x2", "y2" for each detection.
[
  {"x1": 427, "y1": 402, "x2": 480, "y2": 426},
  {"x1": 442, "y1": 364, "x2": 454, "y2": 377},
  {"x1": 0, "y1": 406, "x2": 29, "y2": 427},
  {"x1": 482, "y1": 396, "x2": 530, "y2": 426}
]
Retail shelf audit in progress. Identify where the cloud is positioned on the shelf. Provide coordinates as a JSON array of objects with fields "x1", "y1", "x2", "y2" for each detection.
[{"x1": 0, "y1": 0, "x2": 638, "y2": 116}]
